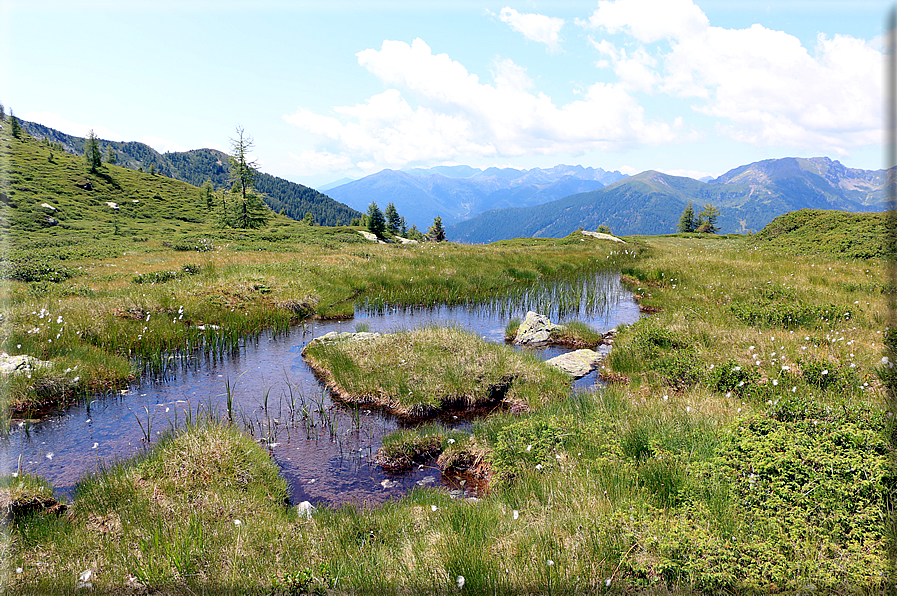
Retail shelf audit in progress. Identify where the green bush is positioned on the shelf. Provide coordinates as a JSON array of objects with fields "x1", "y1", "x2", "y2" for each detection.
[{"x1": 706, "y1": 360, "x2": 761, "y2": 396}]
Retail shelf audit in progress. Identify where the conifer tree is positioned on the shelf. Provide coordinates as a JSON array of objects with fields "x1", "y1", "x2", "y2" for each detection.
[
  {"x1": 385, "y1": 202, "x2": 401, "y2": 234},
  {"x1": 677, "y1": 202, "x2": 696, "y2": 233},
  {"x1": 84, "y1": 129, "x2": 102, "y2": 173},
  {"x1": 200, "y1": 180, "x2": 214, "y2": 211},
  {"x1": 9, "y1": 109, "x2": 21, "y2": 139},
  {"x1": 0, "y1": 102, "x2": 6, "y2": 121},
  {"x1": 105, "y1": 145, "x2": 117, "y2": 164},
  {"x1": 428, "y1": 216, "x2": 446, "y2": 242},
  {"x1": 366, "y1": 202, "x2": 386, "y2": 237},
  {"x1": 696, "y1": 203, "x2": 721, "y2": 233}
]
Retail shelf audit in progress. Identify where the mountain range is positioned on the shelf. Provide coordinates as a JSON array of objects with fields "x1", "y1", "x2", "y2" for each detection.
[
  {"x1": 445, "y1": 157, "x2": 887, "y2": 242},
  {"x1": 324, "y1": 165, "x2": 627, "y2": 229},
  {"x1": 19, "y1": 121, "x2": 361, "y2": 226}
]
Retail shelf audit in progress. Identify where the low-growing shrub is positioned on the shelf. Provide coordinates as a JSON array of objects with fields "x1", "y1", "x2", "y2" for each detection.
[
  {"x1": 799, "y1": 357, "x2": 859, "y2": 392},
  {"x1": 706, "y1": 360, "x2": 761, "y2": 396},
  {"x1": 0, "y1": 259, "x2": 77, "y2": 283},
  {"x1": 730, "y1": 301, "x2": 852, "y2": 329},
  {"x1": 133, "y1": 264, "x2": 202, "y2": 285},
  {"x1": 656, "y1": 351, "x2": 703, "y2": 389}
]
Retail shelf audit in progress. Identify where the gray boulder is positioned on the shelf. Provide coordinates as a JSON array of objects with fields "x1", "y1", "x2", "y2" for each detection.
[
  {"x1": 545, "y1": 349, "x2": 606, "y2": 379},
  {"x1": 513, "y1": 311, "x2": 559, "y2": 346},
  {"x1": 0, "y1": 352, "x2": 51, "y2": 375},
  {"x1": 308, "y1": 331, "x2": 382, "y2": 346}
]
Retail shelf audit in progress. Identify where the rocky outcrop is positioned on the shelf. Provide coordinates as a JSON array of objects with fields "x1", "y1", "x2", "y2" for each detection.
[
  {"x1": 357, "y1": 230, "x2": 387, "y2": 244},
  {"x1": 545, "y1": 346, "x2": 611, "y2": 379},
  {"x1": 513, "y1": 311, "x2": 560, "y2": 346},
  {"x1": 581, "y1": 230, "x2": 625, "y2": 243}
]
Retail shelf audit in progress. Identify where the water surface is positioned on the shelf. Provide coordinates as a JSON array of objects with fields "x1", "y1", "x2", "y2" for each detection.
[{"x1": 2, "y1": 273, "x2": 641, "y2": 506}]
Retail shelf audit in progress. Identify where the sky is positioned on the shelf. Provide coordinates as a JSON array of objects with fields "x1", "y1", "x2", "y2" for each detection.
[{"x1": 1, "y1": 0, "x2": 891, "y2": 188}]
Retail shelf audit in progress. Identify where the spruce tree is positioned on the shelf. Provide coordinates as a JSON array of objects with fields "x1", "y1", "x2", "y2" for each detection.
[
  {"x1": 677, "y1": 202, "x2": 696, "y2": 233},
  {"x1": 366, "y1": 202, "x2": 386, "y2": 237},
  {"x1": 385, "y1": 202, "x2": 401, "y2": 234},
  {"x1": 84, "y1": 129, "x2": 102, "y2": 173},
  {"x1": 105, "y1": 145, "x2": 117, "y2": 164},
  {"x1": 0, "y1": 102, "x2": 6, "y2": 121}
]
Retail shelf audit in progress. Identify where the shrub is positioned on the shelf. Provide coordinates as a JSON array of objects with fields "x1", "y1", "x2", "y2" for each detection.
[{"x1": 706, "y1": 360, "x2": 761, "y2": 396}]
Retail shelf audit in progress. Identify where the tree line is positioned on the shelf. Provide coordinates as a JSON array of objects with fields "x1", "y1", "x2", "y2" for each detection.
[{"x1": 355, "y1": 202, "x2": 446, "y2": 242}]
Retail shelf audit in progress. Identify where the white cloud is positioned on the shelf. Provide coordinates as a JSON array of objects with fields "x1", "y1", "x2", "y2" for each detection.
[
  {"x1": 579, "y1": 0, "x2": 708, "y2": 44},
  {"x1": 498, "y1": 7, "x2": 565, "y2": 53},
  {"x1": 284, "y1": 38, "x2": 675, "y2": 175},
  {"x1": 657, "y1": 168, "x2": 716, "y2": 180},
  {"x1": 21, "y1": 111, "x2": 124, "y2": 142},
  {"x1": 582, "y1": 0, "x2": 882, "y2": 154},
  {"x1": 142, "y1": 136, "x2": 187, "y2": 154}
]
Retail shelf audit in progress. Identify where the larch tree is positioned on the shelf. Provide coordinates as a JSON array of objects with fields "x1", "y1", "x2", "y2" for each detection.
[
  {"x1": 84, "y1": 129, "x2": 102, "y2": 173},
  {"x1": 696, "y1": 203, "x2": 721, "y2": 233},
  {"x1": 428, "y1": 216, "x2": 446, "y2": 242}
]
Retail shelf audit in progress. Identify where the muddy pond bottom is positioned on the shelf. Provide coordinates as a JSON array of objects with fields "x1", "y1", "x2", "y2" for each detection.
[{"x1": 2, "y1": 279, "x2": 641, "y2": 507}]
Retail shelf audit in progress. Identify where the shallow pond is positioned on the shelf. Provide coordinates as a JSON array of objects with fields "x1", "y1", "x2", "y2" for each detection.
[{"x1": 1, "y1": 273, "x2": 641, "y2": 506}]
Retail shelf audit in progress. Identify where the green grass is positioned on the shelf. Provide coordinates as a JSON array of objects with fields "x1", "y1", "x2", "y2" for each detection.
[{"x1": 302, "y1": 326, "x2": 571, "y2": 419}]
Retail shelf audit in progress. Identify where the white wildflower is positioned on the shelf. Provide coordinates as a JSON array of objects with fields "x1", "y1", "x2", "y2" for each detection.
[{"x1": 457, "y1": 575, "x2": 465, "y2": 589}]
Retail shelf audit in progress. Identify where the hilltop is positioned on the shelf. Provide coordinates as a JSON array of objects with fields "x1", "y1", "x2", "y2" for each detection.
[{"x1": 19, "y1": 120, "x2": 361, "y2": 226}]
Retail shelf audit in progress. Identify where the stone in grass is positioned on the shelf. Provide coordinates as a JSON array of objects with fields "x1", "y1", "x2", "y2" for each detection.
[
  {"x1": 295, "y1": 500, "x2": 316, "y2": 519},
  {"x1": 357, "y1": 230, "x2": 387, "y2": 244},
  {"x1": 0, "y1": 353, "x2": 52, "y2": 375},
  {"x1": 545, "y1": 349, "x2": 607, "y2": 379},
  {"x1": 513, "y1": 311, "x2": 561, "y2": 347},
  {"x1": 308, "y1": 331, "x2": 382, "y2": 345}
]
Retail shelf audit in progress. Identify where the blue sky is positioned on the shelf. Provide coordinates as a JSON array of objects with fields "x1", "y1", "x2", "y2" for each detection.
[{"x1": 1, "y1": 0, "x2": 890, "y2": 188}]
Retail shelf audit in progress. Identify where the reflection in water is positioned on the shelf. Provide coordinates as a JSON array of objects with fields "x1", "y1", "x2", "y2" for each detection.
[{"x1": 1, "y1": 273, "x2": 640, "y2": 507}]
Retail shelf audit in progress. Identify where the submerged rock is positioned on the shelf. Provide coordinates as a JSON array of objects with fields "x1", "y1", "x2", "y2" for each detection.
[
  {"x1": 513, "y1": 311, "x2": 560, "y2": 346},
  {"x1": 545, "y1": 349, "x2": 606, "y2": 379}
]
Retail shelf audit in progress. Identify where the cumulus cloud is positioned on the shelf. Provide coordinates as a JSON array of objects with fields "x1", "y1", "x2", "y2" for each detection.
[
  {"x1": 498, "y1": 7, "x2": 565, "y2": 53},
  {"x1": 582, "y1": 0, "x2": 882, "y2": 153},
  {"x1": 285, "y1": 38, "x2": 674, "y2": 175}
]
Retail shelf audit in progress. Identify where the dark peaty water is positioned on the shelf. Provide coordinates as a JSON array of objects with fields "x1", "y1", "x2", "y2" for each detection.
[{"x1": 1, "y1": 273, "x2": 641, "y2": 507}]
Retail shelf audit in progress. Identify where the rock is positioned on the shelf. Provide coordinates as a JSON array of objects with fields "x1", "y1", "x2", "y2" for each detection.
[
  {"x1": 295, "y1": 501, "x2": 316, "y2": 519},
  {"x1": 513, "y1": 311, "x2": 559, "y2": 346},
  {"x1": 40, "y1": 202, "x2": 57, "y2": 211},
  {"x1": 44, "y1": 217, "x2": 59, "y2": 226},
  {"x1": 309, "y1": 331, "x2": 381, "y2": 345},
  {"x1": 545, "y1": 349, "x2": 605, "y2": 379},
  {"x1": 393, "y1": 235, "x2": 419, "y2": 245},
  {"x1": 357, "y1": 230, "x2": 387, "y2": 244},
  {"x1": 0, "y1": 352, "x2": 51, "y2": 375},
  {"x1": 581, "y1": 230, "x2": 625, "y2": 243}
]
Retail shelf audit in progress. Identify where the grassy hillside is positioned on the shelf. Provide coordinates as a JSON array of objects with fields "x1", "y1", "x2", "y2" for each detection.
[
  {"x1": 751, "y1": 209, "x2": 892, "y2": 259},
  {"x1": 19, "y1": 120, "x2": 361, "y2": 226}
]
